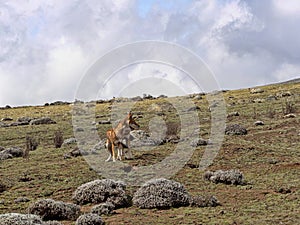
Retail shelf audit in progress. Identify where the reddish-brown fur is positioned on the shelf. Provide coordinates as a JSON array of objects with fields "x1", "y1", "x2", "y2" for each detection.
[{"x1": 106, "y1": 112, "x2": 139, "y2": 162}]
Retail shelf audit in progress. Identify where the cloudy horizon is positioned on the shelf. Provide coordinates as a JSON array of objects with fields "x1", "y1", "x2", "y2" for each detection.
[{"x1": 1, "y1": 0, "x2": 300, "y2": 107}]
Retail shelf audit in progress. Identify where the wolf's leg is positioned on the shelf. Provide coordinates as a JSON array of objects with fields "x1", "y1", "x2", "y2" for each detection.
[{"x1": 106, "y1": 141, "x2": 112, "y2": 162}]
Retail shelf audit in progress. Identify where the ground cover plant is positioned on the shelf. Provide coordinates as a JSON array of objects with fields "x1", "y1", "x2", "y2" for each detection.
[{"x1": 0, "y1": 81, "x2": 299, "y2": 224}]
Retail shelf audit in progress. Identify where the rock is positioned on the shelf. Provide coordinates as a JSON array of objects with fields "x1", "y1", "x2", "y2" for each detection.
[
  {"x1": 50, "y1": 101, "x2": 70, "y2": 106},
  {"x1": 225, "y1": 124, "x2": 247, "y2": 135},
  {"x1": 98, "y1": 120, "x2": 111, "y2": 125},
  {"x1": 266, "y1": 95, "x2": 277, "y2": 101},
  {"x1": 164, "y1": 134, "x2": 181, "y2": 144},
  {"x1": 227, "y1": 112, "x2": 239, "y2": 117},
  {"x1": 14, "y1": 197, "x2": 30, "y2": 203},
  {"x1": 75, "y1": 127, "x2": 84, "y2": 132},
  {"x1": 132, "y1": 178, "x2": 191, "y2": 209},
  {"x1": 193, "y1": 95, "x2": 203, "y2": 100},
  {"x1": 143, "y1": 94, "x2": 154, "y2": 100},
  {"x1": 0, "y1": 213, "x2": 43, "y2": 225},
  {"x1": 0, "y1": 122, "x2": 9, "y2": 128},
  {"x1": 75, "y1": 213, "x2": 104, "y2": 225},
  {"x1": 72, "y1": 179, "x2": 130, "y2": 208},
  {"x1": 158, "y1": 94, "x2": 168, "y2": 99},
  {"x1": 30, "y1": 117, "x2": 56, "y2": 125},
  {"x1": 130, "y1": 96, "x2": 143, "y2": 101},
  {"x1": 275, "y1": 187, "x2": 292, "y2": 194},
  {"x1": 1, "y1": 117, "x2": 13, "y2": 121},
  {"x1": 250, "y1": 88, "x2": 264, "y2": 94},
  {"x1": 204, "y1": 169, "x2": 244, "y2": 185},
  {"x1": 17, "y1": 117, "x2": 32, "y2": 123},
  {"x1": 28, "y1": 198, "x2": 80, "y2": 221},
  {"x1": 63, "y1": 137, "x2": 77, "y2": 145},
  {"x1": 91, "y1": 202, "x2": 115, "y2": 215},
  {"x1": 44, "y1": 221, "x2": 63, "y2": 225},
  {"x1": 9, "y1": 121, "x2": 30, "y2": 126},
  {"x1": 1, "y1": 147, "x2": 24, "y2": 158},
  {"x1": 253, "y1": 98, "x2": 265, "y2": 103},
  {"x1": 130, "y1": 130, "x2": 164, "y2": 147},
  {"x1": 254, "y1": 121, "x2": 264, "y2": 126},
  {"x1": 189, "y1": 195, "x2": 220, "y2": 207},
  {"x1": 276, "y1": 91, "x2": 292, "y2": 98},
  {"x1": 190, "y1": 138, "x2": 208, "y2": 147},
  {"x1": 187, "y1": 106, "x2": 200, "y2": 112},
  {"x1": 283, "y1": 113, "x2": 296, "y2": 118},
  {"x1": 69, "y1": 147, "x2": 88, "y2": 157},
  {"x1": 0, "y1": 152, "x2": 13, "y2": 160}
]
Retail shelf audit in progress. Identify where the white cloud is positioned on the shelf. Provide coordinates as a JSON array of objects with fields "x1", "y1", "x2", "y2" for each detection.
[
  {"x1": 273, "y1": 63, "x2": 300, "y2": 81},
  {"x1": 273, "y1": 0, "x2": 300, "y2": 15},
  {"x1": 0, "y1": 0, "x2": 299, "y2": 106}
]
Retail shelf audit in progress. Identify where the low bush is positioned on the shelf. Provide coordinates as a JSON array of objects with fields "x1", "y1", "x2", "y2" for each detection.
[{"x1": 132, "y1": 178, "x2": 190, "y2": 209}]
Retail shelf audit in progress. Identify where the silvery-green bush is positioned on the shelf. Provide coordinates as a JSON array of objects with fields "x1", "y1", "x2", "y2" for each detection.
[
  {"x1": 0, "y1": 213, "x2": 43, "y2": 225},
  {"x1": 189, "y1": 195, "x2": 220, "y2": 207},
  {"x1": 72, "y1": 179, "x2": 130, "y2": 208},
  {"x1": 91, "y1": 202, "x2": 115, "y2": 215},
  {"x1": 75, "y1": 213, "x2": 104, "y2": 225},
  {"x1": 132, "y1": 178, "x2": 191, "y2": 209},
  {"x1": 28, "y1": 198, "x2": 80, "y2": 221},
  {"x1": 204, "y1": 169, "x2": 244, "y2": 185}
]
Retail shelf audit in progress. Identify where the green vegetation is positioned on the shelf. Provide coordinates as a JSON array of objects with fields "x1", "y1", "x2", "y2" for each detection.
[{"x1": 0, "y1": 81, "x2": 299, "y2": 224}]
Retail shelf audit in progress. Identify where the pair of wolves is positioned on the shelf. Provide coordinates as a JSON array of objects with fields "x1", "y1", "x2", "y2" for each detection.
[{"x1": 105, "y1": 112, "x2": 140, "y2": 162}]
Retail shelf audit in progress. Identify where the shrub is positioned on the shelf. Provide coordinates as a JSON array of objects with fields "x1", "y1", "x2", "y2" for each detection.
[
  {"x1": 44, "y1": 221, "x2": 63, "y2": 225},
  {"x1": 54, "y1": 130, "x2": 64, "y2": 148},
  {"x1": 282, "y1": 99, "x2": 296, "y2": 115},
  {"x1": 72, "y1": 179, "x2": 130, "y2": 208},
  {"x1": 28, "y1": 198, "x2": 80, "y2": 221},
  {"x1": 225, "y1": 124, "x2": 247, "y2": 135},
  {"x1": 266, "y1": 105, "x2": 276, "y2": 118},
  {"x1": 204, "y1": 169, "x2": 244, "y2": 185},
  {"x1": 190, "y1": 138, "x2": 208, "y2": 147},
  {"x1": 132, "y1": 178, "x2": 191, "y2": 209},
  {"x1": 75, "y1": 213, "x2": 104, "y2": 225},
  {"x1": 189, "y1": 195, "x2": 220, "y2": 207},
  {"x1": 30, "y1": 117, "x2": 56, "y2": 125},
  {"x1": 26, "y1": 136, "x2": 39, "y2": 151},
  {"x1": 91, "y1": 202, "x2": 115, "y2": 215},
  {"x1": 0, "y1": 213, "x2": 43, "y2": 225},
  {"x1": 1, "y1": 147, "x2": 24, "y2": 158}
]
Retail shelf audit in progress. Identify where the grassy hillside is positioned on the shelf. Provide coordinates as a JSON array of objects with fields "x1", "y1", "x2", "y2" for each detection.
[{"x1": 0, "y1": 81, "x2": 299, "y2": 224}]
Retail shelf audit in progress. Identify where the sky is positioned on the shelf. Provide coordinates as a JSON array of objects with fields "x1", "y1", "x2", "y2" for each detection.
[{"x1": 0, "y1": 0, "x2": 300, "y2": 106}]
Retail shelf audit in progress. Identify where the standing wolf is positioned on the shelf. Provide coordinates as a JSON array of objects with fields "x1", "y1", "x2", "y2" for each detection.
[{"x1": 106, "y1": 112, "x2": 140, "y2": 162}]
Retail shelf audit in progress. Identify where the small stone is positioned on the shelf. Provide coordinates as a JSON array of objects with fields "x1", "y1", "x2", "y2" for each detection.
[
  {"x1": 190, "y1": 138, "x2": 208, "y2": 147},
  {"x1": 227, "y1": 112, "x2": 239, "y2": 117},
  {"x1": 250, "y1": 88, "x2": 264, "y2": 94},
  {"x1": 30, "y1": 117, "x2": 56, "y2": 125},
  {"x1": 253, "y1": 98, "x2": 265, "y2": 103},
  {"x1": 254, "y1": 121, "x2": 264, "y2": 126},
  {"x1": 283, "y1": 113, "x2": 296, "y2": 118},
  {"x1": 98, "y1": 120, "x2": 111, "y2": 125},
  {"x1": 1, "y1": 117, "x2": 13, "y2": 121},
  {"x1": 14, "y1": 197, "x2": 30, "y2": 203}
]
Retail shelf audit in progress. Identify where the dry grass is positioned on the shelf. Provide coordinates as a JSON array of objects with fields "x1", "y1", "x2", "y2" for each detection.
[{"x1": 0, "y1": 81, "x2": 299, "y2": 224}]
